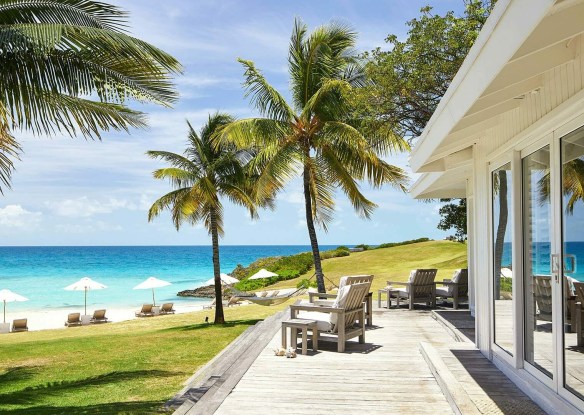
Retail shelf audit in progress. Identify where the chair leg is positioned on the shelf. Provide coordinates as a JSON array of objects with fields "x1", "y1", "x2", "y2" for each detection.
[
  {"x1": 337, "y1": 314, "x2": 346, "y2": 352},
  {"x1": 409, "y1": 293, "x2": 413, "y2": 310},
  {"x1": 281, "y1": 326, "x2": 287, "y2": 348}
]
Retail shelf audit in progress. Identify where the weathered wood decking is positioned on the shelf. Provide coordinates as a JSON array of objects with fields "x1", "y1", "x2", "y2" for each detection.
[{"x1": 173, "y1": 305, "x2": 546, "y2": 415}]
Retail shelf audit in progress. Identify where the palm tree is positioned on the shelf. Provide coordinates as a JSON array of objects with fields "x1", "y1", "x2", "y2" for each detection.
[
  {"x1": 147, "y1": 113, "x2": 267, "y2": 324},
  {"x1": 220, "y1": 20, "x2": 410, "y2": 293},
  {"x1": 0, "y1": 0, "x2": 182, "y2": 192}
]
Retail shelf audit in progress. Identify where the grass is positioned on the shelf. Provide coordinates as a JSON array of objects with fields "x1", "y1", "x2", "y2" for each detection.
[
  {"x1": 0, "y1": 303, "x2": 289, "y2": 414},
  {"x1": 271, "y1": 240, "x2": 468, "y2": 292},
  {"x1": 0, "y1": 240, "x2": 467, "y2": 414}
]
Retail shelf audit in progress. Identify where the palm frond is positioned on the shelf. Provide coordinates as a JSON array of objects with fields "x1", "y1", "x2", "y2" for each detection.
[
  {"x1": 0, "y1": 119, "x2": 21, "y2": 193},
  {"x1": 238, "y1": 58, "x2": 295, "y2": 122},
  {"x1": 0, "y1": 0, "x2": 128, "y2": 31},
  {"x1": 219, "y1": 118, "x2": 290, "y2": 149},
  {"x1": 300, "y1": 79, "x2": 351, "y2": 121}
]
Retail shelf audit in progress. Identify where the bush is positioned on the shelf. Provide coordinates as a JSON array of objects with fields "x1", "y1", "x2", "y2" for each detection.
[
  {"x1": 354, "y1": 243, "x2": 370, "y2": 251},
  {"x1": 320, "y1": 246, "x2": 350, "y2": 259},
  {"x1": 375, "y1": 237, "x2": 431, "y2": 249},
  {"x1": 296, "y1": 278, "x2": 318, "y2": 289}
]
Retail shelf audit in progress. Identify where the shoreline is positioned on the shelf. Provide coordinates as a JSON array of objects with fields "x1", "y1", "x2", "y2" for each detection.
[{"x1": 4, "y1": 301, "x2": 214, "y2": 332}]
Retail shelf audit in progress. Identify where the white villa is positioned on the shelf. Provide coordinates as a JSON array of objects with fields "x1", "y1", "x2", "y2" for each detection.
[{"x1": 411, "y1": 0, "x2": 584, "y2": 413}]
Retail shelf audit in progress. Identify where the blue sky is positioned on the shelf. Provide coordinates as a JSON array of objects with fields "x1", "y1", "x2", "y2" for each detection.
[{"x1": 1, "y1": 0, "x2": 466, "y2": 246}]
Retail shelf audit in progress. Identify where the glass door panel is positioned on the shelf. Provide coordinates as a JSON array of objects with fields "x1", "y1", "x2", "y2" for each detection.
[
  {"x1": 492, "y1": 163, "x2": 514, "y2": 355},
  {"x1": 523, "y1": 145, "x2": 553, "y2": 378},
  {"x1": 561, "y1": 126, "x2": 584, "y2": 399}
]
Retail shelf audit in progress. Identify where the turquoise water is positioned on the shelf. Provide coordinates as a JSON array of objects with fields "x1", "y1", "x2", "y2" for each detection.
[{"x1": 0, "y1": 245, "x2": 338, "y2": 313}]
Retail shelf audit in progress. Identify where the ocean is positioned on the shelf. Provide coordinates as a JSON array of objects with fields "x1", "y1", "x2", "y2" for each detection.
[{"x1": 0, "y1": 245, "x2": 339, "y2": 313}]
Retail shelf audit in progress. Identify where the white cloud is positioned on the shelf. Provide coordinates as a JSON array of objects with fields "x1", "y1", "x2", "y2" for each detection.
[
  {"x1": 46, "y1": 197, "x2": 136, "y2": 218},
  {"x1": 0, "y1": 205, "x2": 42, "y2": 229}
]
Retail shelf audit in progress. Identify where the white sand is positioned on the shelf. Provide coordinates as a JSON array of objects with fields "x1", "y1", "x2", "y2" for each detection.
[{"x1": 7, "y1": 301, "x2": 214, "y2": 332}]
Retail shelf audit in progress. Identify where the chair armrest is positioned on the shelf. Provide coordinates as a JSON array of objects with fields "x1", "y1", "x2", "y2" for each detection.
[
  {"x1": 290, "y1": 304, "x2": 343, "y2": 314},
  {"x1": 308, "y1": 292, "x2": 336, "y2": 302},
  {"x1": 386, "y1": 281, "x2": 410, "y2": 286},
  {"x1": 312, "y1": 300, "x2": 334, "y2": 307},
  {"x1": 436, "y1": 281, "x2": 458, "y2": 286}
]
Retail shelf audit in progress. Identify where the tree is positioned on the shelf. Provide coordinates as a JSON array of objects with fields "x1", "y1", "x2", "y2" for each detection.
[
  {"x1": 352, "y1": 0, "x2": 496, "y2": 141},
  {"x1": 147, "y1": 113, "x2": 267, "y2": 324},
  {"x1": 0, "y1": 0, "x2": 182, "y2": 192},
  {"x1": 221, "y1": 19, "x2": 409, "y2": 293},
  {"x1": 437, "y1": 199, "x2": 467, "y2": 242}
]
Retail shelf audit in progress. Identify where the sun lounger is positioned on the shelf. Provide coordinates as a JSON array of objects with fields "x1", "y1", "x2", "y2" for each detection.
[
  {"x1": 90, "y1": 309, "x2": 108, "y2": 324},
  {"x1": 65, "y1": 313, "x2": 83, "y2": 327},
  {"x1": 135, "y1": 304, "x2": 155, "y2": 317},
  {"x1": 203, "y1": 298, "x2": 216, "y2": 309},
  {"x1": 12, "y1": 318, "x2": 28, "y2": 332},
  {"x1": 159, "y1": 303, "x2": 175, "y2": 314}
]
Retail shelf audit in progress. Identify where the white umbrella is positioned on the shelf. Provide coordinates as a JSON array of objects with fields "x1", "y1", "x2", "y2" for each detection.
[
  {"x1": 0, "y1": 289, "x2": 29, "y2": 323},
  {"x1": 501, "y1": 268, "x2": 513, "y2": 278},
  {"x1": 248, "y1": 268, "x2": 278, "y2": 280},
  {"x1": 204, "y1": 273, "x2": 239, "y2": 286},
  {"x1": 133, "y1": 277, "x2": 171, "y2": 306},
  {"x1": 64, "y1": 277, "x2": 107, "y2": 316}
]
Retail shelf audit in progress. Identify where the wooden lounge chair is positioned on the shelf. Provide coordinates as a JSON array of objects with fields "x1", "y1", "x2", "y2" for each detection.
[
  {"x1": 135, "y1": 304, "x2": 155, "y2": 317},
  {"x1": 308, "y1": 275, "x2": 374, "y2": 326},
  {"x1": 90, "y1": 309, "x2": 108, "y2": 324},
  {"x1": 159, "y1": 303, "x2": 175, "y2": 314},
  {"x1": 435, "y1": 269, "x2": 468, "y2": 309},
  {"x1": 222, "y1": 296, "x2": 240, "y2": 307},
  {"x1": 12, "y1": 318, "x2": 28, "y2": 332},
  {"x1": 533, "y1": 275, "x2": 552, "y2": 322},
  {"x1": 572, "y1": 282, "x2": 584, "y2": 346},
  {"x1": 65, "y1": 312, "x2": 82, "y2": 327},
  {"x1": 290, "y1": 282, "x2": 370, "y2": 352},
  {"x1": 203, "y1": 298, "x2": 216, "y2": 309},
  {"x1": 387, "y1": 269, "x2": 438, "y2": 310}
]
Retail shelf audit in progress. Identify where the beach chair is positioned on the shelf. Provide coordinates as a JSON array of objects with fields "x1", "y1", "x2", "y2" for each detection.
[
  {"x1": 387, "y1": 269, "x2": 438, "y2": 310},
  {"x1": 203, "y1": 298, "x2": 216, "y2": 309},
  {"x1": 222, "y1": 296, "x2": 240, "y2": 307},
  {"x1": 135, "y1": 304, "x2": 155, "y2": 317},
  {"x1": 435, "y1": 269, "x2": 468, "y2": 309},
  {"x1": 533, "y1": 275, "x2": 552, "y2": 322},
  {"x1": 90, "y1": 309, "x2": 108, "y2": 324},
  {"x1": 12, "y1": 318, "x2": 28, "y2": 332},
  {"x1": 65, "y1": 313, "x2": 82, "y2": 327},
  {"x1": 308, "y1": 275, "x2": 374, "y2": 326},
  {"x1": 159, "y1": 303, "x2": 175, "y2": 314},
  {"x1": 290, "y1": 282, "x2": 369, "y2": 352}
]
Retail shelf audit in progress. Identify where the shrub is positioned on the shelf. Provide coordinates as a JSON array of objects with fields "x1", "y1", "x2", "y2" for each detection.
[
  {"x1": 296, "y1": 278, "x2": 318, "y2": 289},
  {"x1": 354, "y1": 243, "x2": 370, "y2": 251},
  {"x1": 375, "y1": 237, "x2": 431, "y2": 249},
  {"x1": 320, "y1": 246, "x2": 350, "y2": 259}
]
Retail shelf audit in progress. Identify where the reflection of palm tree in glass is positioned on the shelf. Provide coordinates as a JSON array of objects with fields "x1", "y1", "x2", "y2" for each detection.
[
  {"x1": 494, "y1": 170, "x2": 508, "y2": 300},
  {"x1": 538, "y1": 159, "x2": 584, "y2": 213}
]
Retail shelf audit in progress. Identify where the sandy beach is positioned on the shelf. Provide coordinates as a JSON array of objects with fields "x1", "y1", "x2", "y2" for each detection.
[{"x1": 4, "y1": 300, "x2": 214, "y2": 332}]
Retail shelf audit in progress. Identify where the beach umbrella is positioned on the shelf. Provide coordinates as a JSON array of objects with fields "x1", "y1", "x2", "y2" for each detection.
[
  {"x1": 248, "y1": 269, "x2": 278, "y2": 280},
  {"x1": 500, "y1": 268, "x2": 513, "y2": 278},
  {"x1": 0, "y1": 289, "x2": 29, "y2": 323},
  {"x1": 64, "y1": 277, "x2": 107, "y2": 316},
  {"x1": 204, "y1": 273, "x2": 239, "y2": 286},
  {"x1": 133, "y1": 277, "x2": 171, "y2": 306}
]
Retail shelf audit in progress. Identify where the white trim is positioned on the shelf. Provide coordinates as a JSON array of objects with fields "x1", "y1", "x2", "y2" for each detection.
[{"x1": 511, "y1": 150, "x2": 525, "y2": 369}]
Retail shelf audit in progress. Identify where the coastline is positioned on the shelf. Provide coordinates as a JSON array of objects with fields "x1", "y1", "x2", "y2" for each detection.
[{"x1": 5, "y1": 301, "x2": 214, "y2": 332}]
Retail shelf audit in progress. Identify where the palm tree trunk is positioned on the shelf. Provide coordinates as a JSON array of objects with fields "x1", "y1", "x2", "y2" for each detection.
[
  {"x1": 494, "y1": 170, "x2": 508, "y2": 301},
  {"x1": 210, "y1": 208, "x2": 225, "y2": 324},
  {"x1": 303, "y1": 165, "x2": 326, "y2": 293}
]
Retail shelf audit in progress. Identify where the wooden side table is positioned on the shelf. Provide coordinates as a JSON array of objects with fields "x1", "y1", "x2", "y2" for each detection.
[
  {"x1": 281, "y1": 319, "x2": 318, "y2": 355},
  {"x1": 378, "y1": 287, "x2": 400, "y2": 309}
]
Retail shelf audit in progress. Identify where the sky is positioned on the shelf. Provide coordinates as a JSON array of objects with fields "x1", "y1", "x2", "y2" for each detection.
[{"x1": 1, "y1": 0, "x2": 467, "y2": 246}]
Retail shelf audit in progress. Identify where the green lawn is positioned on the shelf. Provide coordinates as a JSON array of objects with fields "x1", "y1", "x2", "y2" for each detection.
[
  {"x1": 0, "y1": 303, "x2": 289, "y2": 414},
  {"x1": 0, "y1": 240, "x2": 466, "y2": 414},
  {"x1": 272, "y1": 240, "x2": 467, "y2": 292}
]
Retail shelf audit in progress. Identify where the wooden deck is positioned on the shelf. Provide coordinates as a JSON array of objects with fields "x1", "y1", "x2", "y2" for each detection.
[{"x1": 208, "y1": 305, "x2": 544, "y2": 415}]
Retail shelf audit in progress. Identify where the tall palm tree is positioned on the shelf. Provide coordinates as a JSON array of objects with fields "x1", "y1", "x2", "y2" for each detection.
[
  {"x1": 220, "y1": 20, "x2": 410, "y2": 293},
  {"x1": 0, "y1": 0, "x2": 182, "y2": 192},
  {"x1": 147, "y1": 113, "x2": 266, "y2": 324}
]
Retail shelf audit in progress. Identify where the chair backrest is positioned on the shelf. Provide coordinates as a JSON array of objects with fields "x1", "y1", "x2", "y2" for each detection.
[
  {"x1": 453, "y1": 269, "x2": 469, "y2": 297},
  {"x1": 93, "y1": 309, "x2": 106, "y2": 319},
  {"x1": 161, "y1": 303, "x2": 173, "y2": 311},
  {"x1": 68, "y1": 313, "x2": 80, "y2": 323},
  {"x1": 574, "y1": 281, "x2": 584, "y2": 304},
  {"x1": 141, "y1": 304, "x2": 153, "y2": 313},
  {"x1": 534, "y1": 275, "x2": 552, "y2": 320},
  {"x1": 331, "y1": 282, "x2": 370, "y2": 332},
  {"x1": 407, "y1": 269, "x2": 438, "y2": 295},
  {"x1": 13, "y1": 319, "x2": 27, "y2": 329},
  {"x1": 338, "y1": 275, "x2": 373, "y2": 292}
]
